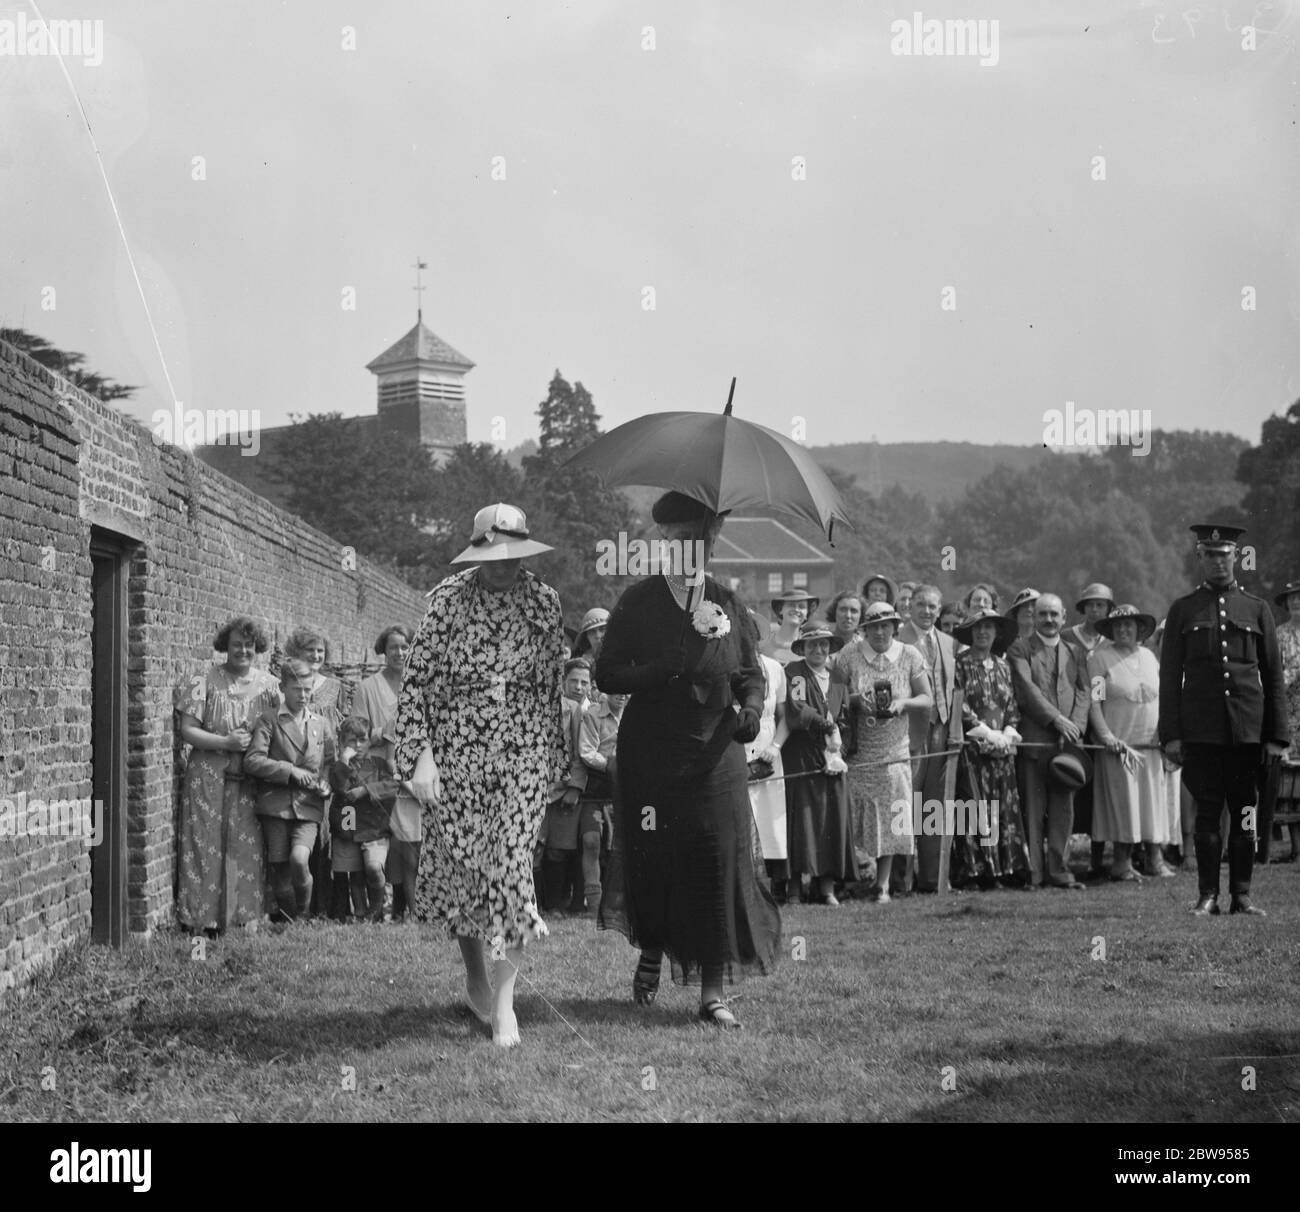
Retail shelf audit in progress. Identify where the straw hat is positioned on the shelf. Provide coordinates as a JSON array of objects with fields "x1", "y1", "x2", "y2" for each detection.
[
  {"x1": 790, "y1": 621, "x2": 844, "y2": 655},
  {"x1": 450, "y1": 503, "x2": 553, "y2": 564},
  {"x1": 1094, "y1": 603, "x2": 1156, "y2": 643}
]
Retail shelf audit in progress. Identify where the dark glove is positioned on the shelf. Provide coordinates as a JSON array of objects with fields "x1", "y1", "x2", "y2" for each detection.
[
  {"x1": 733, "y1": 707, "x2": 761, "y2": 744},
  {"x1": 848, "y1": 693, "x2": 866, "y2": 715},
  {"x1": 811, "y1": 714, "x2": 836, "y2": 739}
]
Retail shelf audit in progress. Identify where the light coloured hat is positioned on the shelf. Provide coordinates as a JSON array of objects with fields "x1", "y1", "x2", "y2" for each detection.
[
  {"x1": 576, "y1": 607, "x2": 610, "y2": 640},
  {"x1": 1006, "y1": 587, "x2": 1040, "y2": 617},
  {"x1": 859, "y1": 600, "x2": 903, "y2": 631},
  {"x1": 450, "y1": 503, "x2": 553, "y2": 564},
  {"x1": 1075, "y1": 582, "x2": 1115, "y2": 612}
]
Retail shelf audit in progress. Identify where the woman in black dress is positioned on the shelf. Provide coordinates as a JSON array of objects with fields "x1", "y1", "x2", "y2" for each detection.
[{"x1": 596, "y1": 491, "x2": 781, "y2": 1029}]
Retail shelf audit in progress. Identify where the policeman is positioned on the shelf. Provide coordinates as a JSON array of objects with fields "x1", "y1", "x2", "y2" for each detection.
[{"x1": 1158, "y1": 524, "x2": 1290, "y2": 916}]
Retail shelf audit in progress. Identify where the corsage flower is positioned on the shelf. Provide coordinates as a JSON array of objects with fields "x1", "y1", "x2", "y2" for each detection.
[{"x1": 691, "y1": 600, "x2": 731, "y2": 639}]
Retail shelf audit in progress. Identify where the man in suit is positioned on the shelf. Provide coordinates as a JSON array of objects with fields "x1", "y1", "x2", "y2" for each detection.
[
  {"x1": 900, "y1": 584, "x2": 958, "y2": 892},
  {"x1": 1008, "y1": 593, "x2": 1092, "y2": 889},
  {"x1": 245, "y1": 658, "x2": 336, "y2": 920},
  {"x1": 1159, "y1": 524, "x2": 1289, "y2": 917}
]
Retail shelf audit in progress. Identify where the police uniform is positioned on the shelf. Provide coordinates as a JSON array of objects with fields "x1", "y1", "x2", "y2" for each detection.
[{"x1": 1157, "y1": 525, "x2": 1289, "y2": 913}]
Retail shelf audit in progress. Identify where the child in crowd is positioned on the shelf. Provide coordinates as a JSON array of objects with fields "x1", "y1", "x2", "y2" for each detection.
[
  {"x1": 576, "y1": 690, "x2": 628, "y2": 916},
  {"x1": 328, "y1": 716, "x2": 396, "y2": 922},
  {"x1": 245, "y1": 658, "x2": 335, "y2": 921},
  {"x1": 539, "y1": 658, "x2": 592, "y2": 911}
]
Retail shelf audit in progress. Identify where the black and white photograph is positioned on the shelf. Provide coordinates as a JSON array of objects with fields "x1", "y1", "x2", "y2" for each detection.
[{"x1": 1, "y1": 0, "x2": 1298, "y2": 1160}]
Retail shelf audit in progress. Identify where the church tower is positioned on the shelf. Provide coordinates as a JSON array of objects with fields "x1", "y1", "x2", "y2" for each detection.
[{"x1": 366, "y1": 271, "x2": 472, "y2": 465}]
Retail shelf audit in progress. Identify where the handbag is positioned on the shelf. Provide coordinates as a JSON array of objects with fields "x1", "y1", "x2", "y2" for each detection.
[{"x1": 747, "y1": 758, "x2": 774, "y2": 782}]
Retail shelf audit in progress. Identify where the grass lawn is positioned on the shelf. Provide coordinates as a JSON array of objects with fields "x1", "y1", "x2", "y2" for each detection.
[{"x1": 3, "y1": 862, "x2": 1298, "y2": 1123}]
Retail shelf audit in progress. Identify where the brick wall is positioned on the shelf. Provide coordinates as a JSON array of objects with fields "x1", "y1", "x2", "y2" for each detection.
[{"x1": 0, "y1": 340, "x2": 428, "y2": 998}]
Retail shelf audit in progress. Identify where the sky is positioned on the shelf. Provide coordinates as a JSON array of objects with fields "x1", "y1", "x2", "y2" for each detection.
[{"x1": 3, "y1": 0, "x2": 1299, "y2": 454}]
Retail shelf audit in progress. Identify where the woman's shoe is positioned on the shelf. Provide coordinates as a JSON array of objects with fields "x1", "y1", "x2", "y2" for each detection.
[
  {"x1": 698, "y1": 999, "x2": 741, "y2": 1030},
  {"x1": 632, "y1": 955, "x2": 661, "y2": 1005}
]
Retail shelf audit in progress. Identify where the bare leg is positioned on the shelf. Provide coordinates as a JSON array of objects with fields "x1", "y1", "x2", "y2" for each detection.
[
  {"x1": 492, "y1": 946, "x2": 524, "y2": 1047},
  {"x1": 875, "y1": 855, "x2": 894, "y2": 900},
  {"x1": 458, "y1": 938, "x2": 491, "y2": 1026}
]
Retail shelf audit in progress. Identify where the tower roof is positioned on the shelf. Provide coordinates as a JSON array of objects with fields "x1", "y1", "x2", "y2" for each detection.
[{"x1": 365, "y1": 319, "x2": 475, "y2": 374}]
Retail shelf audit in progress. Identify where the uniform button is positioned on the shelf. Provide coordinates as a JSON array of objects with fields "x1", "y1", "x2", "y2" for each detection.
[
  {"x1": 1225, "y1": 690, "x2": 1231, "y2": 697},
  {"x1": 1224, "y1": 671, "x2": 1230, "y2": 678}
]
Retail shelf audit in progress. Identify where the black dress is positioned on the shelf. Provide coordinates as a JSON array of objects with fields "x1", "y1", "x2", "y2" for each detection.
[{"x1": 595, "y1": 576, "x2": 781, "y2": 985}]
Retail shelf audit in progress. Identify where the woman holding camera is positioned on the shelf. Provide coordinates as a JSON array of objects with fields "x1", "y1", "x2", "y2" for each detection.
[{"x1": 833, "y1": 601, "x2": 932, "y2": 903}]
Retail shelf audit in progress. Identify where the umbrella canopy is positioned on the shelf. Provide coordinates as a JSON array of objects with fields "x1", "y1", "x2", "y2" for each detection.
[{"x1": 562, "y1": 398, "x2": 852, "y2": 541}]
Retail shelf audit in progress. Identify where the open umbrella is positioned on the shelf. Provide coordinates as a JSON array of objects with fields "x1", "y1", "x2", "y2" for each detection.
[{"x1": 561, "y1": 380, "x2": 852, "y2": 543}]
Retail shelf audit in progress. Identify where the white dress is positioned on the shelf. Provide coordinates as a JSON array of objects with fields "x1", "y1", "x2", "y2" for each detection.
[{"x1": 746, "y1": 655, "x2": 787, "y2": 861}]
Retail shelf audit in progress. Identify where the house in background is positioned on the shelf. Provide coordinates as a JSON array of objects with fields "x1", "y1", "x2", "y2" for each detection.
[{"x1": 709, "y1": 517, "x2": 835, "y2": 610}]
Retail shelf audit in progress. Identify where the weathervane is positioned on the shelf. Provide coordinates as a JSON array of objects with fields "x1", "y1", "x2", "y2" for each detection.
[{"x1": 412, "y1": 257, "x2": 428, "y2": 321}]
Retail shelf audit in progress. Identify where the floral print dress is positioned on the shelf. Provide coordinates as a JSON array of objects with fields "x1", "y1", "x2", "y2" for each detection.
[
  {"x1": 394, "y1": 568, "x2": 565, "y2": 946},
  {"x1": 174, "y1": 664, "x2": 280, "y2": 930},
  {"x1": 834, "y1": 640, "x2": 922, "y2": 859},
  {"x1": 1279, "y1": 621, "x2": 1300, "y2": 753}
]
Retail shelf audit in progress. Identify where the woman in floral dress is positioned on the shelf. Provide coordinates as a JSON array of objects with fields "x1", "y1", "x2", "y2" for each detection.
[
  {"x1": 949, "y1": 608, "x2": 1031, "y2": 889},
  {"x1": 1271, "y1": 581, "x2": 1300, "y2": 858},
  {"x1": 396, "y1": 503, "x2": 564, "y2": 1048},
  {"x1": 596, "y1": 491, "x2": 779, "y2": 1030},
  {"x1": 175, "y1": 616, "x2": 280, "y2": 933},
  {"x1": 834, "y1": 600, "x2": 931, "y2": 903}
]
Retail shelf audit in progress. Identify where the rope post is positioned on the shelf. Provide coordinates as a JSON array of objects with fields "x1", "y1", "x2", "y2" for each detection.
[{"x1": 937, "y1": 688, "x2": 964, "y2": 896}]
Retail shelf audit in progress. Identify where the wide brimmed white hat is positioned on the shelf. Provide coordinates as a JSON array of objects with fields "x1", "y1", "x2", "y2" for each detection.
[{"x1": 450, "y1": 503, "x2": 553, "y2": 564}]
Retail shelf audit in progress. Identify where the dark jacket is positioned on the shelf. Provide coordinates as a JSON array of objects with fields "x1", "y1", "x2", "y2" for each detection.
[
  {"x1": 1158, "y1": 581, "x2": 1288, "y2": 747},
  {"x1": 1007, "y1": 632, "x2": 1090, "y2": 761},
  {"x1": 244, "y1": 705, "x2": 334, "y2": 821}
]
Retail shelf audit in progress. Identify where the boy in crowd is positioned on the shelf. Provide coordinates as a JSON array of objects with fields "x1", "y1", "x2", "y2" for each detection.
[
  {"x1": 538, "y1": 658, "x2": 593, "y2": 911},
  {"x1": 328, "y1": 715, "x2": 396, "y2": 922},
  {"x1": 576, "y1": 690, "x2": 629, "y2": 916},
  {"x1": 245, "y1": 658, "x2": 335, "y2": 921}
]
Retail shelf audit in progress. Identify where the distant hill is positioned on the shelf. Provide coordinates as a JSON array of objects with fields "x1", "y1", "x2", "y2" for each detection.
[{"x1": 808, "y1": 441, "x2": 1068, "y2": 503}]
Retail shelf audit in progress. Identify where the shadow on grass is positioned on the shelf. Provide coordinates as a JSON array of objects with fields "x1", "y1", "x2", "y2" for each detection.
[
  {"x1": 903, "y1": 1026, "x2": 1300, "y2": 1122},
  {"x1": 130, "y1": 994, "x2": 670, "y2": 1064}
]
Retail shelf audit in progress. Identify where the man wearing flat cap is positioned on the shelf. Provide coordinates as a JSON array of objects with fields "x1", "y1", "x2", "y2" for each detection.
[{"x1": 1159, "y1": 524, "x2": 1290, "y2": 916}]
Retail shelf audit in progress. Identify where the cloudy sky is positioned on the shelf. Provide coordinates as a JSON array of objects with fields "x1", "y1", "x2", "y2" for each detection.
[{"x1": 3, "y1": 0, "x2": 1298, "y2": 452}]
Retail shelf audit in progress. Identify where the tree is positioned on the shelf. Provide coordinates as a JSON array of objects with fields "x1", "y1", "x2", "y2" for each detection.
[
  {"x1": 1236, "y1": 400, "x2": 1300, "y2": 600},
  {"x1": 0, "y1": 327, "x2": 139, "y2": 401},
  {"x1": 264, "y1": 412, "x2": 444, "y2": 587},
  {"x1": 522, "y1": 371, "x2": 637, "y2": 622}
]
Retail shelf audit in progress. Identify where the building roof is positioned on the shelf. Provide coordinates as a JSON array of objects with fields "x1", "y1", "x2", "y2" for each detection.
[
  {"x1": 710, "y1": 517, "x2": 834, "y2": 565},
  {"x1": 365, "y1": 319, "x2": 475, "y2": 374}
]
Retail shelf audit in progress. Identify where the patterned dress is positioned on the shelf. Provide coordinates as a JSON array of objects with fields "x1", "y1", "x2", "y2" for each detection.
[
  {"x1": 174, "y1": 664, "x2": 280, "y2": 930},
  {"x1": 394, "y1": 568, "x2": 565, "y2": 946},
  {"x1": 1279, "y1": 621, "x2": 1300, "y2": 752},
  {"x1": 950, "y1": 651, "x2": 1031, "y2": 886},
  {"x1": 834, "y1": 640, "x2": 922, "y2": 859}
]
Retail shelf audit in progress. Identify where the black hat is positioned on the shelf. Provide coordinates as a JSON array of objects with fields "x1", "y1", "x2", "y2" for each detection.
[
  {"x1": 953, "y1": 608, "x2": 1018, "y2": 652},
  {"x1": 652, "y1": 491, "x2": 725, "y2": 525},
  {"x1": 770, "y1": 588, "x2": 820, "y2": 618},
  {"x1": 1095, "y1": 603, "x2": 1157, "y2": 643},
  {"x1": 1190, "y1": 523, "x2": 1245, "y2": 550},
  {"x1": 1273, "y1": 579, "x2": 1300, "y2": 607}
]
